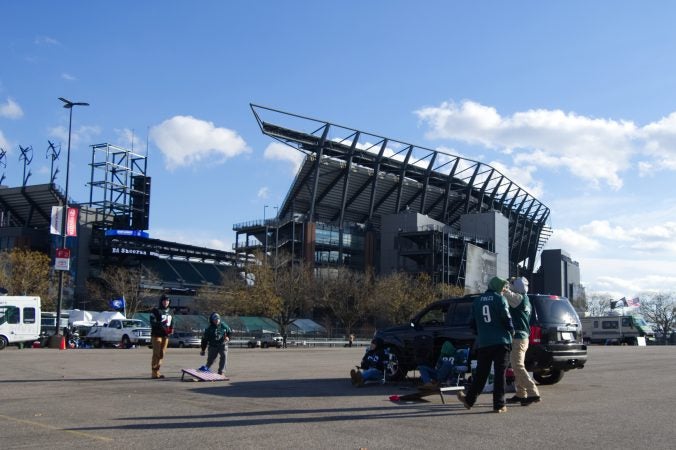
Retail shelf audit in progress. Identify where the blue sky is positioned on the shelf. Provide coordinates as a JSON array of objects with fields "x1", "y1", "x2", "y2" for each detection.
[{"x1": 2, "y1": 1, "x2": 676, "y2": 297}]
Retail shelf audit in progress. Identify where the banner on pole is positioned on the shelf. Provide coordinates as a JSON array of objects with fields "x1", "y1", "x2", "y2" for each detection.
[
  {"x1": 66, "y1": 207, "x2": 78, "y2": 237},
  {"x1": 50, "y1": 206, "x2": 63, "y2": 235}
]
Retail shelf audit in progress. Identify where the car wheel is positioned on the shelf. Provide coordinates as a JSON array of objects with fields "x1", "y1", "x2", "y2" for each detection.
[
  {"x1": 121, "y1": 335, "x2": 131, "y2": 348},
  {"x1": 178, "y1": 342, "x2": 185, "y2": 348},
  {"x1": 533, "y1": 368, "x2": 564, "y2": 385},
  {"x1": 0, "y1": 335, "x2": 8, "y2": 350},
  {"x1": 262, "y1": 342, "x2": 268, "y2": 348},
  {"x1": 384, "y1": 346, "x2": 406, "y2": 381},
  {"x1": 94, "y1": 338, "x2": 103, "y2": 349},
  {"x1": 247, "y1": 342, "x2": 254, "y2": 348}
]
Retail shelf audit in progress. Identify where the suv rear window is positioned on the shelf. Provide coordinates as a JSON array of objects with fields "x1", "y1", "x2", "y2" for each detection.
[{"x1": 531, "y1": 295, "x2": 579, "y2": 325}]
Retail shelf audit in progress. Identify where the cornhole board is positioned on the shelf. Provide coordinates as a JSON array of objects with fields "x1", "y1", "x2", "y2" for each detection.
[
  {"x1": 181, "y1": 368, "x2": 229, "y2": 382},
  {"x1": 390, "y1": 385, "x2": 464, "y2": 404}
]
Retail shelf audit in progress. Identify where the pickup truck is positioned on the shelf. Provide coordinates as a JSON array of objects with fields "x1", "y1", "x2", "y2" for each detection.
[{"x1": 85, "y1": 319, "x2": 152, "y2": 348}]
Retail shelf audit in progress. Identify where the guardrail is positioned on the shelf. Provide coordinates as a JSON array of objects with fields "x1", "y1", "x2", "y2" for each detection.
[{"x1": 228, "y1": 338, "x2": 370, "y2": 348}]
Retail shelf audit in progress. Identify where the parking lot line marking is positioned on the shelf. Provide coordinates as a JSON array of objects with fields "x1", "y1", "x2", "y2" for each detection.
[{"x1": 0, "y1": 414, "x2": 113, "y2": 442}]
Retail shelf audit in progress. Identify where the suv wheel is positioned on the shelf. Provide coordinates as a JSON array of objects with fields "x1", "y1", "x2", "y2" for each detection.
[
  {"x1": 533, "y1": 368, "x2": 564, "y2": 385},
  {"x1": 384, "y1": 347, "x2": 406, "y2": 381}
]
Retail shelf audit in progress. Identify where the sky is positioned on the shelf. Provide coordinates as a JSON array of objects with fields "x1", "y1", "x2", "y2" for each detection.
[{"x1": 2, "y1": 1, "x2": 676, "y2": 298}]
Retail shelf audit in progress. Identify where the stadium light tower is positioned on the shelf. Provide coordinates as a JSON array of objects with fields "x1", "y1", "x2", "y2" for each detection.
[{"x1": 53, "y1": 97, "x2": 89, "y2": 346}]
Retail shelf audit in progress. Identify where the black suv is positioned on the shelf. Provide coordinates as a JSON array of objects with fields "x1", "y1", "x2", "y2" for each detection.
[{"x1": 374, "y1": 294, "x2": 587, "y2": 385}]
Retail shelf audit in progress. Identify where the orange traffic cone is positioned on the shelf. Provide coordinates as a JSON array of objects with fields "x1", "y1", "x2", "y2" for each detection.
[{"x1": 59, "y1": 336, "x2": 66, "y2": 350}]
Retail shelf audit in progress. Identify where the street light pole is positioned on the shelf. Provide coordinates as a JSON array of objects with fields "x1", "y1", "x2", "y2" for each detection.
[
  {"x1": 263, "y1": 205, "x2": 269, "y2": 263},
  {"x1": 54, "y1": 97, "x2": 89, "y2": 345}
]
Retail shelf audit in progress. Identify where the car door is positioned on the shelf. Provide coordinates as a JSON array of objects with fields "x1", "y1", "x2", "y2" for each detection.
[{"x1": 412, "y1": 302, "x2": 450, "y2": 366}]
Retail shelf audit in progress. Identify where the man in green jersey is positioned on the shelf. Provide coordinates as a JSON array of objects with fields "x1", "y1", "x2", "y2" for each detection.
[{"x1": 457, "y1": 276, "x2": 514, "y2": 413}]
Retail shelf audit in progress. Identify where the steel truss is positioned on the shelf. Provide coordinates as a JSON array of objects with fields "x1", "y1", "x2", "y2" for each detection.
[{"x1": 251, "y1": 105, "x2": 551, "y2": 275}]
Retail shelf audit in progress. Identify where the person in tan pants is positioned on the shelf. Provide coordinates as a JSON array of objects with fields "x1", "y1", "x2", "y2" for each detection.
[
  {"x1": 504, "y1": 277, "x2": 541, "y2": 405},
  {"x1": 149, "y1": 295, "x2": 174, "y2": 379}
]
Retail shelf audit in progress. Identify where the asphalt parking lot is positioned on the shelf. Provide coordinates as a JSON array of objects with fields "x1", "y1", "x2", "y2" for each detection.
[{"x1": 1, "y1": 345, "x2": 674, "y2": 449}]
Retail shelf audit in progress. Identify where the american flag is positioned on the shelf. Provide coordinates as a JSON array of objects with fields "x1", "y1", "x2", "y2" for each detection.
[{"x1": 626, "y1": 297, "x2": 640, "y2": 307}]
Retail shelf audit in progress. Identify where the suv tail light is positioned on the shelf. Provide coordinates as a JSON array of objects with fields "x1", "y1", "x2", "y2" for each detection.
[{"x1": 530, "y1": 325, "x2": 542, "y2": 344}]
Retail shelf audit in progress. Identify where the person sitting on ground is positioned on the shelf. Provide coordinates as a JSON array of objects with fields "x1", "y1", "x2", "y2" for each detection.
[
  {"x1": 199, "y1": 312, "x2": 231, "y2": 375},
  {"x1": 417, "y1": 340, "x2": 457, "y2": 388},
  {"x1": 350, "y1": 337, "x2": 387, "y2": 386}
]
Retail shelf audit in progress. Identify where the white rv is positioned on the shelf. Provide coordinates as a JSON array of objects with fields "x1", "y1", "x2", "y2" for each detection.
[
  {"x1": 581, "y1": 314, "x2": 654, "y2": 345},
  {"x1": 0, "y1": 296, "x2": 42, "y2": 350}
]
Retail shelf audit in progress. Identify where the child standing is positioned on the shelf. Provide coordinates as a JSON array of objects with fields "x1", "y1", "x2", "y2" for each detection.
[{"x1": 199, "y1": 313, "x2": 231, "y2": 375}]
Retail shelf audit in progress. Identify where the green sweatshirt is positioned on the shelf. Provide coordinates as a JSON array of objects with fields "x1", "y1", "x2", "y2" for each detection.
[
  {"x1": 201, "y1": 322, "x2": 231, "y2": 351},
  {"x1": 509, "y1": 294, "x2": 532, "y2": 339}
]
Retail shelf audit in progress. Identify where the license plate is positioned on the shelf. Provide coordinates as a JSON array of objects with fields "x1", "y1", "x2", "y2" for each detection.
[{"x1": 561, "y1": 332, "x2": 573, "y2": 341}]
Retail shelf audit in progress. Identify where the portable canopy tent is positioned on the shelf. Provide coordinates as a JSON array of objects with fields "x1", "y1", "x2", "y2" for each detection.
[
  {"x1": 66, "y1": 309, "x2": 95, "y2": 326},
  {"x1": 289, "y1": 318, "x2": 327, "y2": 336},
  {"x1": 92, "y1": 311, "x2": 125, "y2": 325}
]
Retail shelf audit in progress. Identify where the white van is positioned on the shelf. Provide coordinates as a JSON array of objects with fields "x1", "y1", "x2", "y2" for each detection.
[{"x1": 0, "y1": 296, "x2": 41, "y2": 349}]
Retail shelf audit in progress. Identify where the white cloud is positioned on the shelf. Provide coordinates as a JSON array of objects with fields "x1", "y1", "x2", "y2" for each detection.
[
  {"x1": 0, "y1": 98, "x2": 23, "y2": 119},
  {"x1": 257, "y1": 187, "x2": 269, "y2": 199},
  {"x1": 263, "y1": 142, "x2": 305, "y2": 174},
  {"x1": 61, "y1": 73, "x2": 76, "y2": 81},
  {"x1": 48, "y1": 124, "x2": 101, "y2": 148},
  {"x1": 151, "y1": 228, "x2": 231, "y2": 251},
  {"x1": 416, "y1": 100, "x2": 637, "y2": 190},
  {"x1": 0, "y1": 129, "x2": 9, "y2": 149},
  {"x1": 113, "y1": 128, "x2": 146, "y2": 151},
  {"x1": 579, "y1": 257, "x2": 676, "y2": 297},
  {"x1": 149, "y1": 115, "x2": 250, "y2": 170},
  {"x1": 545, "y1": 228, "x2": 601, "y2": 255},
  {"x1": 35, "y1": 36, "x2": 60, "y2": 46}
]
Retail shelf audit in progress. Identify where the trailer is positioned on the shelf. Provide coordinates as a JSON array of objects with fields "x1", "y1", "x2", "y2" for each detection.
[
  {"x1": 0, "y1": 296, "x2": 41, "y2": 350},
  {"x1": 581, "y1": 314, "x2": 654, "y2": 345}
]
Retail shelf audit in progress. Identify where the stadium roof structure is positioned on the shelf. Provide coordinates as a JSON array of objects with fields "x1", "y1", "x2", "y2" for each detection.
[
  {"x1": 251, "y1": 104, "x2": 552, "y2": 273},
  {"x1": 0, "y1": 183, "x2": 66, "y2": 229}
]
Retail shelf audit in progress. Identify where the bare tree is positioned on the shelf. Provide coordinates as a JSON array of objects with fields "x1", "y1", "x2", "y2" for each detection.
[
  {"x1": 373, "y1": 272, "x2": 439, "y2": 326},
  {"x1": 94, "y1": 265, "x2": 158, "y2": 317},
  {"x1": 318, "y1": 267, "x2": 374, "y2": 337},
  {"x1": 0, "y1": 248, "x2": 52, "y2": 308},
  {"x1": 586, "y1": 292, "x2": 613, "y2": 316},
  {"x1": 273, "y1": 263, "x2": 316, "y2": 344},
  {"x1": 638, "y1": 292, "x2": 676, "y2": 340}
]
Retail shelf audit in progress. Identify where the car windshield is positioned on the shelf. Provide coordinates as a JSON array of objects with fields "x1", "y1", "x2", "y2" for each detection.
[
  {"x1": 532, "y1": 295, "x2": 580, "y2": 325},
  {"x1": 632, "y1": 316, "x2": 648, "y2": 327},
  {"x1": 122, "y1": 320, "x2": 144, "y2": 327}
]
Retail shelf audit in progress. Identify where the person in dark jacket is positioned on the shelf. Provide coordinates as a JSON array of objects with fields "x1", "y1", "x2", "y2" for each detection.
[
  {"x1": 149, "y1": 294, "x2": 174, "y2": 379},
  {"x1": 350, "y1": 337, "x2": 387, "y2": 386},
  {"x1": 457, "y1": 276, "x2": 514, "y2": 413},
  {"x1": 199, "y1": 313, "x2": 231, "y2": 375}
]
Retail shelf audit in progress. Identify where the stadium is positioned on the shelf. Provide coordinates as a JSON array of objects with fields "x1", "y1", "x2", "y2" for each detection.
[{"x1": 1, "y1": 105, "x2": 580, "y2": 329}]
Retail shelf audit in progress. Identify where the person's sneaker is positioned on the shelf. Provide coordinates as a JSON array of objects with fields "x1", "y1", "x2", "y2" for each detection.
[
  {"x1": 456, "y1": 390, "x2": 471, "y2": 410},
  {"x1": 355, "y1": 371, "x2": 364, "y2": 387},
  {"x1": 198, "y1": 365, "x2": 210, "y2": 372},
  {"x1": 350, "y1": 368, "x2": 359, "y2": 386},
  {"x1": 493, "y1": 406, "x2": 507, "y2": 413},
  {"x1": 217, "y1": 371, "x2": 223, "y2": 375},
  {"x1": 506, "y1": 395, "x2": 526, "y2": 404},
  {"x1": 521, "y1": 396, "x2": 541, "y2": 406}
]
